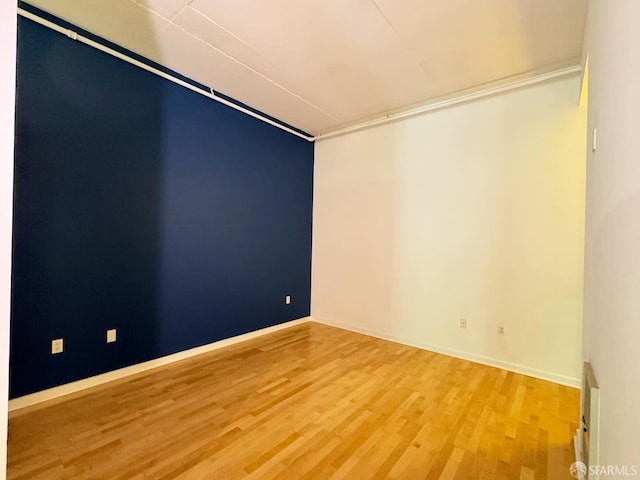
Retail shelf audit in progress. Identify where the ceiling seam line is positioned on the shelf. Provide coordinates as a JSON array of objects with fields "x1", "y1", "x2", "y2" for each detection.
[
  {"x1": 168, "y1": 20, "x2": 345, "y2": 126},
  {"x1": 186, "y1": 5, "x2": 266, "y2": 56}
]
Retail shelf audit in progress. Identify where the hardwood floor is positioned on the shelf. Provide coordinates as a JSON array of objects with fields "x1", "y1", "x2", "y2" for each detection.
[{"x1": 7, "y1": 322, "x2": 579, "y2": 479}]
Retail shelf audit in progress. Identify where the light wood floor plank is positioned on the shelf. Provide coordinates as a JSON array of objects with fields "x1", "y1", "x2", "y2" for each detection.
[{"x1": 7, "y1": 322, "x2": 578, "y2": 479}]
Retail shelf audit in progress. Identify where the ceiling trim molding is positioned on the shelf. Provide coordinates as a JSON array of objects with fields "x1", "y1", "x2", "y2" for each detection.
[
  {"x1": 18, "y1": 5, "x2": 582, "y2": 144},
  {"x1": 16, "y1": 6, "x2": 316, "y2": 142},
  {"x1": 315, "y1": 65, "x2": 582, "y2": 141}
]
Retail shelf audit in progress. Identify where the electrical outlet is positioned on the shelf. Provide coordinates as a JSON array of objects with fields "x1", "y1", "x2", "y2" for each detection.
[
  {"x1": 51, "y1": 338, "x2": 63, "y2": 354},
  {"x1": 460, "y1": 318, "x2": 467, "y2": 329},
  {"x1": 107, "y1": 329, "x2": 117, "y2": 343},
  {"x1": 497, "y1": 325, "x2": 505, "y2": 336},
  {"x1": 285, "y1": 295, "x2": 291, "y2": 305}
]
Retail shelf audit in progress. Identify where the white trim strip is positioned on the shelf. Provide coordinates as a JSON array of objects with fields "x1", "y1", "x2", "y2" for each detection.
[
  {"x1": 313, "y1": 317, "x2": 580, "y2": 388},
  {"x1": 315, "y1": 65, "x2": 583, "y2": 141},
  {"x1": 16, "y1": 8, "x2": 315, "y2": 142},
  {"x1": 8, "y1": 317, "x2": 311, "y2": 412}
]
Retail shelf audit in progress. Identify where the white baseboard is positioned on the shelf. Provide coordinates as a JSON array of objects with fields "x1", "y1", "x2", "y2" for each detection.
[
  {"x1": 313, "y1": 317, "x2": 580, "y2": 388},
  {"x1": 9, "y1": 317, "x2": 311, "y2": 412},
  {"x1": 9, "y1": 315, "x2": 578, "y2": 413}
]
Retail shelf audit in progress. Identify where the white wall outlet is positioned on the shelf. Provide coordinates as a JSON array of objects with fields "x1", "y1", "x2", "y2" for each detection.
[
  {"x1": 51, "y1": 338, "x2": 63, "y2": 354},
  {"x1": 107, "y1": 329, "x2": 117, "y2": 343},
  {"x1": 285, "y1": 295, "x2": 291, "y2": 305},
  {"x1": 497, "y1": 325, "x2": 505, "y2": 336},
  {"x1": 460, "y1": 318, "x2": 467, "y2": 329}
]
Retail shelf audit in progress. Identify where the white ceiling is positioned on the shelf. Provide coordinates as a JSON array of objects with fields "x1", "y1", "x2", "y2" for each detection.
[{"x1": 25, "y1": 0, "x2": 587, "y2": 136}]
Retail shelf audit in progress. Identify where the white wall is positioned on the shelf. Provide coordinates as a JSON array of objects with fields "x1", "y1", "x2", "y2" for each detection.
[
  {"x1": 0, "y1": 1, "x2": 17, "y2": 478},
  {"x1": 582, "y1": 0, "x2": 640, "y2": 468},
  {"x1": 313, "y1": 75, "x2": 586, "y2": 386}
]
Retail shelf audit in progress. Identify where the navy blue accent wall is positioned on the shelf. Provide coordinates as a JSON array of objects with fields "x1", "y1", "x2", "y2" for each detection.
[{"x1": 11, "y1": 17, "x2": 313, "y2": 398}]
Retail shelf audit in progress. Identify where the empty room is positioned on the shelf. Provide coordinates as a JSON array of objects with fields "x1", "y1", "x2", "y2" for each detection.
[{"x1": 1, "y1": 0, "x2": 640, "y2": 479}]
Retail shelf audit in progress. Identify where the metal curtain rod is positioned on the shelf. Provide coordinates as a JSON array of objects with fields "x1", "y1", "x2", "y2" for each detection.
[
  {"x1": 315, "y1": 65, "x2": 582, "y2": 141},
  {"x1": 16, "y1": 7, "x2": 316, "y2": 142}
]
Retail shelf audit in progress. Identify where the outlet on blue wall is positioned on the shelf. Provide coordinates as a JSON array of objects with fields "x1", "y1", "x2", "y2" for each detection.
[{"x1": 10, "y1": 14, "x2": 313, "y2": 398}]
